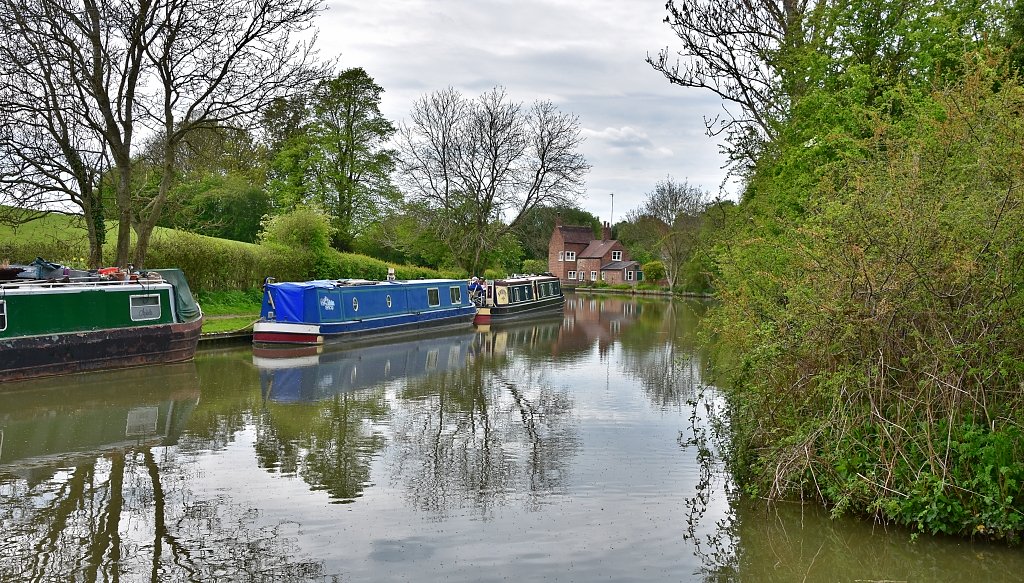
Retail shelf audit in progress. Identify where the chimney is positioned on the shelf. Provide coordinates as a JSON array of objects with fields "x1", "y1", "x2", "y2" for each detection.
[{"x1": 602, "y1": 221, "x2": 611, "y2": 241}]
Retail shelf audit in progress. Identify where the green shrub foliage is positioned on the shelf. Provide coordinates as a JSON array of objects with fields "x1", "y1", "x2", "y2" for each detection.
[{"x1": 709, "y1": 64, "x2": 1024, "y2": 541}]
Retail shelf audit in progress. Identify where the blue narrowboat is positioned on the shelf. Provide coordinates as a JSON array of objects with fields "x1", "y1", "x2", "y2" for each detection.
[{"x1": 253, "y1": 278, "x2": 477, "y2": 346}]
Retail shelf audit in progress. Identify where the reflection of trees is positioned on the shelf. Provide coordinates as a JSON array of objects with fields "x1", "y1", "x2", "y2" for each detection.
[
  {"x1": 0, "y1": 448, "x2": 326, "y2": 582},
  {"x1": 618, "y1": 300, "x2": 711, "y2": 408},
  {"x1": 254, "y1": 390, "x2": 390, "y2": 502},
  {"x1": 387, "y1": 325, "x2": 579, "y2": 518},
  {"x1": 0, "y1": 356, "x2": 329, "y2": 581}
]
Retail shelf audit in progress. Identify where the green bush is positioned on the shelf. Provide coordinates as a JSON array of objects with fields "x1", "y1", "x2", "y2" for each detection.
[
  {"x1": 521, "y1": 259, "x2": 548, "y2": 274},
  {"x1": 707, "y1": 66, "x2": 1024, "y2": 542},
  {"x1": 642, "y1": 260, "x2": 665, "y2": 282}
]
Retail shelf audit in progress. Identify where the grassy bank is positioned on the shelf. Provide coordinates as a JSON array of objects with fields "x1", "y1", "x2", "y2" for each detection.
[{"x1": 0, "y1": 212, "x2": 461, "y2": 295}]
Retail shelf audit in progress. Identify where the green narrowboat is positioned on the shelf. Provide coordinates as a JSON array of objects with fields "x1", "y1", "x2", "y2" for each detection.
[{"x1": 0, "y1": 265, "x2": 203, "y2": 383}]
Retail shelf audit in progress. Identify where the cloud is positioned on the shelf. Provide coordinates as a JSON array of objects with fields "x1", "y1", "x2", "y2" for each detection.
[
  {"x1": 318, "y1": 0, "x2": 741, "y2": 217},
  {"x1": 583, "y1": 126, "x2": 673, "y2": 158}
]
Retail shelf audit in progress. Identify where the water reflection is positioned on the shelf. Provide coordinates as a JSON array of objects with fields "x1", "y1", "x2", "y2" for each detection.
[
  {"x1": 0, "y1": 362, "x2": 327, "y2": 582},
  {"x1": 691, "y1": 500, "x2": 1024, "y2": 582},
  {"x1": 5, "y1": 295, "x2": 1018, "y2": 582}
]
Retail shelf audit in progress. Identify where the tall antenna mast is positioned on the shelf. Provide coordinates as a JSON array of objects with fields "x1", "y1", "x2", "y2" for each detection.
[{"x1": 609, "y1": 192, "x2": 614, "y2": 226}]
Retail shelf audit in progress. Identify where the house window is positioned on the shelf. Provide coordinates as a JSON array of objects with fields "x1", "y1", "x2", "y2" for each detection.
[
  {"x1": 0, "y1": 300, "x2": 6, "y2": 331},
  {"x1": 626, "y1": 270, "x2": 634, "y2": 281},
  {"x1": 568, "y1": 270, "x2": 577, "y2": 280},
  {"x1": 612, "y1": 250, "x2": 622, "y2": 261},
  {"x1": 565, "y1": 251, "x2": 576, "y2": 261},
  {"x1": 450, "y1": 286, "x2": 462, "y2": 304},
  {"x1": 427, "y1": 288, "x2": 440, "y2": 307},
  {"x1": 130, "y1": 294, "x2": 162, "y2": 321},
  {"x1": 600, "y1": 272, "x2": 606, "y2": 281},
  {"x1": 590, "y1": 271, "x2": 597, "y2": 281},
  {"x1": 558, "y1": 251, "x2": 564, "y2": 261},
  {"x1": 578, "y1": 271, "x2": 584, "y2": 281}
]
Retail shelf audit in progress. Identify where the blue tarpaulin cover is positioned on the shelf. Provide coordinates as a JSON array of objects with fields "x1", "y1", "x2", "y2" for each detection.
[{"x1": 263, "y1": 281, "x2": 337, "y2": 323}]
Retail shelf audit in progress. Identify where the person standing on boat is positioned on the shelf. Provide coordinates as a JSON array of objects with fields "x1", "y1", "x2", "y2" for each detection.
[{"x1": 468, "y1": 276, "x2": 485, "y2": 305}]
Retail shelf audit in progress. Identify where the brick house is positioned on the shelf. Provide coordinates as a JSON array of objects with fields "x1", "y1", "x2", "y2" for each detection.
[{"x1": 548, "y1": 215, "x2": 643, "y2": 286}]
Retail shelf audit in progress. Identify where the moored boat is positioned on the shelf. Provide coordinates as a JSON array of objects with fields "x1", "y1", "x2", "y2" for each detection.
[
  {"x1": 253, "y1": 278, "x2": 476, "y2": 346},
  {"x1": 472, "y1": 273, "x2": 565, "y2": 325},
  {"x1": 0, "y1": 263, "x2": 204, "y2": 383}
]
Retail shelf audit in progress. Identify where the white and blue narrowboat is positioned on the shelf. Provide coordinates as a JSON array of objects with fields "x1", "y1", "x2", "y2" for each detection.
[{"x1": 253, "y1": 278, "x2": 477, "y2": 346}]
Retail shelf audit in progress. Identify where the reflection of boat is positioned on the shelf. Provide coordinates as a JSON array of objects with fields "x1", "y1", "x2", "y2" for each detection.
[
  {"x1": 473, "y1": 274, "x2": 564, "y2": 324},
  {"x1": 254, "y1": 278, "x2": 476, "y2": 346},
  {"x1": 474, "y1": 314, "x2": 564, "y2": 356},
  {"x1": 0, "y1": 363, "x2": 201, "y2": 477},
  {"x1": 253, "y1": 331, "x2": 478, "y2": 402},
  {"x1": 0, "y1": 264, "x2": 203, "y2": 383}
]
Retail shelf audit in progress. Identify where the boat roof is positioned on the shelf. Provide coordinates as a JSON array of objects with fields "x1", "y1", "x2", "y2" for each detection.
[
  {"x1": 265, "y1": 278, "x2": 463, "y2": 291},
  {"x1": 495, "y1": 273, "x2": 560, "y2": 284},
  {"x1": 0, "y1": 277, "x2": 172, "y2": 291}
]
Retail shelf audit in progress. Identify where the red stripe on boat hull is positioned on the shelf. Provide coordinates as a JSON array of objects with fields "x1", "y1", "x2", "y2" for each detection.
[{"x1": 252, "y1": 331, "x2": 322, "y2": 345}]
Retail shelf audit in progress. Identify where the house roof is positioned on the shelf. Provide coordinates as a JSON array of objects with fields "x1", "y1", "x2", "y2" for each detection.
[
  {"x1": 601, "y1": 260, "x2": 639, "y2": 271},
  {"x1": 558, "y1": 226, "x2": 595, "y2": 245},
  {"x1": 580, "y1": 240, "x2": 617, "y2": 258}
]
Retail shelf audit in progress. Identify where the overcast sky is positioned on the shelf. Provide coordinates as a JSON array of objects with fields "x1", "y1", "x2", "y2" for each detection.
[{"x1": 318, "y1": 0, "x2": 737, "y2": 224}]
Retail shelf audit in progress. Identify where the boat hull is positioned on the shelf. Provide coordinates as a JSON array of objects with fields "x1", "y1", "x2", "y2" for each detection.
[
  {"x1": 474, "y1": 295, "x2": 565, "y2": 324},
  {"x1": 0, "y1": 317, "x2": 204, "y2": 384},
  {"x1": 253, "y1": 309, "x2": 476, "y2": 346}
]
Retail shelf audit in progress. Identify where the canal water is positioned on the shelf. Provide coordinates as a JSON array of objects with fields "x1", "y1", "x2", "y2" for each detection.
[{"x1": 1, "y1": 295, "x2": 1021, "y2": 581}]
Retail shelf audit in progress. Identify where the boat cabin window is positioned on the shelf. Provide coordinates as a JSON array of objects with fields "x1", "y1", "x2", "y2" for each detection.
[
  {"x1": 0, "y1": 300, "x2": 6, "y2": 331},
  {"x1": 130, "y1": 294, "x2": 162, "y2": 321},
  {"x1": 427, "y1": 287, "x2": 440, "y2": 307},
  {"x1": 449, "y1": 286, "x2": 461, "y2": 304}
]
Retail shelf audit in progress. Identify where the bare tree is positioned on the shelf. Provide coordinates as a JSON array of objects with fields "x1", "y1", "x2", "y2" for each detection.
[
  {"x1": 0, "y1": 0, "x2": 112, "y2": 266},
  {"x1": 625, "y1": 176, "x2": 710, "y2": 290},
  {"x1": 0, "y1": 0, "x2": 328, "y2": 267},
  {"x1": 133, "y1": 0, "x2": 328, "y2": 266},
  {"x1": 397, "y1": 87, "x2": 590, "y2": 274},
  {"x1": 648, "y1": 0, "x2": 822, "y2": 175}
]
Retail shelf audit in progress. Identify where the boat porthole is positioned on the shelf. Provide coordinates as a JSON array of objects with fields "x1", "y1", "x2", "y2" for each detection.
[
  {"x1": 352, "y1": 297, "x2": 359, "y2": 312},
  {"x1": 386, "y1": 295, "x2": 392, "y2": 308}
]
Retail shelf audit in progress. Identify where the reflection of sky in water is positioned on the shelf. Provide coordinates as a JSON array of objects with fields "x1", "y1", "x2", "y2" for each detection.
[
  {"x1": 182, "y1": 299, "x2": 728, "y2": 582},
  {"x1": 5, "y1": 297, "x2": 1023, "y2": 582}
]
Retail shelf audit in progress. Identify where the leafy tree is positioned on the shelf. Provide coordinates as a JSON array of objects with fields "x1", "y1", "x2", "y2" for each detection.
[
  {"x1": 263, "y1": 69, "x2": 399, "y2": 251},
  {"x1": 164, "y1": 174, "x2": 271, "y2": 243},
  {"x1": 514, "y1": 205, "x2": 600, "y2": 260},
  {"x1": 396, "y1": 87, "x2": 590, "y2": 275},
  {"x1": 309, "y1": 69, "x2": 399, "y2": 250}
]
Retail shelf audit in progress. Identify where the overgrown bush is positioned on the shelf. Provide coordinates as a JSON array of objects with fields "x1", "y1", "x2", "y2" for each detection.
[{"x1": 708, "y1": 64, "x2": 1024, "y2": 541}]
